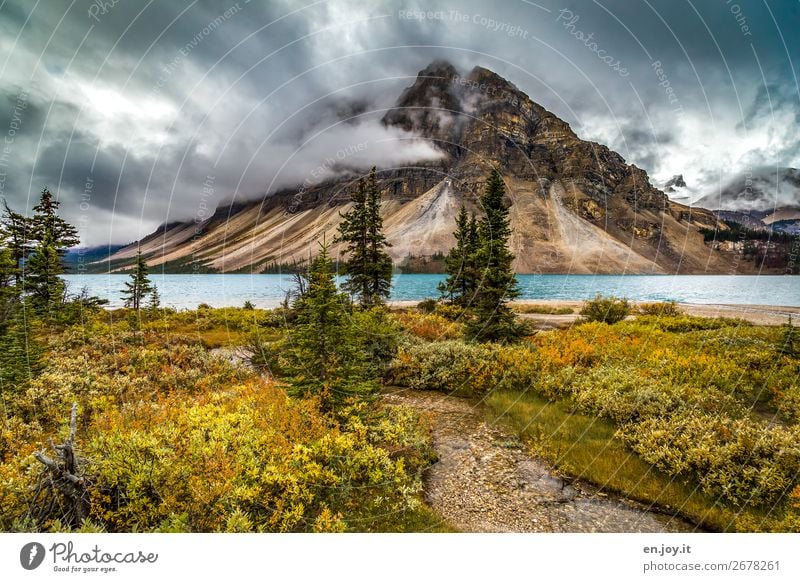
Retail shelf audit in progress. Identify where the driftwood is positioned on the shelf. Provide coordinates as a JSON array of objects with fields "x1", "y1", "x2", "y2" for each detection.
[{"x1": 29, "y1": 403, "x2": 89, "y2": 528}]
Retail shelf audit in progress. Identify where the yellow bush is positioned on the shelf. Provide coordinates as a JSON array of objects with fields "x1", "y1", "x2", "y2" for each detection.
[{"x1": 393, "y1": 312, "x2": 462, "y2": 341}]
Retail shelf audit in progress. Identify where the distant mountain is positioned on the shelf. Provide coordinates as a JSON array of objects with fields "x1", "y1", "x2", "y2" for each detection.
[
  {"x1": 105, "y1": 61, "x2": 775, "y2": 274},
  {"x1": 662, "y1": 174, "x2": 687, "y2": 192},
  {"x1": 695, "y1": 167, "x2": 800, "y2": 212},
  {"x1": 64, "y1": 244, "x2": 126, "y2": 272}
]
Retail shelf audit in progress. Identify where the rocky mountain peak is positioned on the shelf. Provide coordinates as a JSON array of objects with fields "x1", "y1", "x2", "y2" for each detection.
[
  {"x1": 115, "y1": 61, "x2": 745, "y2": 276},
  {"x1": 663, "y1": 174, "x2": 687, "y2": 192}
]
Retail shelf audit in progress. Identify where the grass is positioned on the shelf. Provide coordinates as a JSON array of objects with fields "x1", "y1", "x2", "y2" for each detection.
[
  {"x1": 363, "y1": 505, "x2": 456, "y2": 533},
  {"x1": 513, "y1": 304, "x2": 574, "y2": 315},
  {"x1": 484, "y1": 389, "x2": 782, "y2": 532}
]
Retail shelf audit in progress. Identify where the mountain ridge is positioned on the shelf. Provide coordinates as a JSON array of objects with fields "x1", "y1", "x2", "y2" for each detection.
[{"x1": 105, "y1": 61, "x2": 781, "y2": 275}]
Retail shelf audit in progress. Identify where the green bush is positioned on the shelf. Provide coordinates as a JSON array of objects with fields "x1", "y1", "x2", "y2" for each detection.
[
  {"x1": 636, "y1": 301, "x2": 682, "y2": 316},
  {"x1": 416, "y1": 298, "x2": 438, "y2": 313},
  {"x1": 618, "y1": 412, "x2": 800, "y2": 507},
  {"x1": 579, "y1": 295, "x2": 630, "y2": 324},
  {"x1": 390, "y1": 339, "x2": 497, "y2": 396},
  {"x1": 642, "y1": 315, "x2": 750, "y2": 332},
  {"x1": 514, "y1": 304, "x2": 574, "y2": 315}
]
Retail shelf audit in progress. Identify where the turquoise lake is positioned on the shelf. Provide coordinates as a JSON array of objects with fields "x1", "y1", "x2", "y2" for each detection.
[{"x1": 62, "y1": 274, "x2": 800, "y2": 309}]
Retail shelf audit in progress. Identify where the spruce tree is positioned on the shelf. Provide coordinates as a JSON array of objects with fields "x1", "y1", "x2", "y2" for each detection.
[
  {"x1": 121, "y1": 250, "x2": 153, "y2": 310},
  {"x1": 466, "y1": 169, "x2": 523, "y2": 342},
  {"x1": 337, "y1": 167, "x2": 392, "y2": 308},
  {"x1": 30, "y1": 188, "x2": 80, "y2": 254},
  {"x1": 365, "y1": 168, "x2": 393, "y2": 305},
  {"x1": 338, "y1": 177, "x2": 369, "y2": 303},
  {"x1": 286, "y1": 240, "x2": 372, "y2": 412},
  {"x1": 24, "y1": 233, "x2": 66, "y2": 312},
  {"x1": 148, "y1": 285, "x2": 161, "y2": 311},
  {"x1": 2, "y1": 200, "x2": 31, "y2": 287},
  {"x1": 439, "y1": 204, "x2": 480, "y2": 306},
  {"x1": 0, "y1": 236, "x2": 20, "y2": 328},
  {"x1": 24, "y1": 188, "x2": 80, "y2": 313}
]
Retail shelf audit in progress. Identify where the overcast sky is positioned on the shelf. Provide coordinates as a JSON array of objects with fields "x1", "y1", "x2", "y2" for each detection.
[{"x1": 0, "y1": 0, "x2": 798, "y2": 245}]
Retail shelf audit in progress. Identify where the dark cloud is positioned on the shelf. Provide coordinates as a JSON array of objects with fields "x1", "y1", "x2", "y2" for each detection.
[{"x1": 0, "y1": 0, "x2": 798, "y2": 244}]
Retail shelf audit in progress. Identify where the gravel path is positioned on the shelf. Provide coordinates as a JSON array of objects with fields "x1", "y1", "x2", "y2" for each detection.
[{"x1": 384, "y1": 388, "x2": 699, "y2": 533}]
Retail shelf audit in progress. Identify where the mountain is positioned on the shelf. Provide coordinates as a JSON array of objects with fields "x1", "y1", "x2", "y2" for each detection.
[
  {"x1": 64, "y1": 244, "x2": 126, "y2": 273},
  {"x1": 694, "y1": 168, "x2": 800, "y2": 235},
  {"x1": 695, "y1": 167, "x2": 800, "y2": 212},
  {"x1": 662, "y1": 174, "x2": 687, "y2": 192},
  {"x1": 106, "y1": 61, "x2": 774, "y2": 275}
]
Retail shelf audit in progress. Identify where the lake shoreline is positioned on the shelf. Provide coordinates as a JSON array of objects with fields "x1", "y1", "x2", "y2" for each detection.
[
  {"x1": 63, "y1": 273, "x2": 800, "y2": 312},
  {"x1": 390, "y1": 299, "x2": 800, "y2": 326}
]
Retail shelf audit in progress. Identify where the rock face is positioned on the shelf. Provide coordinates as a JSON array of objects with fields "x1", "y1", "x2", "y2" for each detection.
[
  {"x1": 108, "y1": 61, "x2": 764, "y2": 274},
  {"x1": 663, "y1": 175, "x2": 687, "y2": 192}
]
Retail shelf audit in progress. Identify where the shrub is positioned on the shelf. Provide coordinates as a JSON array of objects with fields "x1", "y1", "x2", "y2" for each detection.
[
  {"x1": 389, "y1": 339, "x2": 496, "y2": 396},
  {"x1": 80, "y1": 381, "x2": 430, "y2": 532},
  {"x1": 636, "y1": 301, "x2": 682, "y2": 317},
  {"x1": 579, "y1": 295, "x2": 630, "y2": 324},
  {"x1": 393, "y1": 312, "x2": 462, "y2": 341},
  {"x1": 243, "y1": 300, "x2": 255, "y2": 310},
  {"x1": 643, "y1": 315, "x2": 750, "y2": 333},
  {"x1": 434, "y1": 302, "x2": 465, "y2": 321},
  {"x1": 514, "y1": 304, "x2": 574, "y2": 315},
  {"x1": 619, "y1": 412, "x2": 800, "y2": 507},
  {"x1": 351, "y1": 307, "x2": 402, "y2": 375},
  {"x1": 416, "y1": 298, "x2": 438, "y2": 313}
]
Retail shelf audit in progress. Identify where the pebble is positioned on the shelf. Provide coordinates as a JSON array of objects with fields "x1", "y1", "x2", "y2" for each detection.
[{"x1": 384, "y1": 388, "x2": 700, "y2": 533}]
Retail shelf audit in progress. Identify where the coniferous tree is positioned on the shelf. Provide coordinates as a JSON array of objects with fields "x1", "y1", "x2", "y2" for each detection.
[
  {"x1": 148, "y1": 285, "x2": 161, "y2": 311},
  {"x1": 2, "y1": 200, "x2": 31, "y2": 287},
  {"x1": 0, "y1": 235, "x2": 20, "y2": 327},
  {"x1": 24, "y1": 233, "x2": 66, "y2": 313},
  {"x1": 286, "y1": 240, "x2": 372, "y2": 412},
  {"x1": 364, "y1": 168, "x2": 393, "y2": 305},
  {"x1": 338, "y1": 177, "x2": 369, "y2": 303},
  {"x1": 465, "y1": 169, "x2": 523, "y2": 342},
  {"x1": 30, "y1": 188, "x2": 80, "y2": 254},
  {"x1": 337, "y1": 167, "x2": 392, "y2": 307},
  {"x1": 439, "y1": 204, "x2": 480, "y2": 306},
  {"x1": 121, "y1": 250, "x2": 153, "y2": 310},
  {"x1": 24, "y1": 188, "x2": 80, "y2": 313}
]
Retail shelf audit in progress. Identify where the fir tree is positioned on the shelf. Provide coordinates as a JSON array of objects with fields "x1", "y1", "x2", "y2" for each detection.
[
  {"x1": 23, "y1": 188, "x2": 80, "y2": 313},
  {"x1": 337, "y1": 167, "x2": 392, "y2": 308},
  {"x1": 30, "y1": 188, "x2": 80, "y2": 255},
  {"x1": 439, "y1": 204, "x2": 480, "y2": 306},
  {"x1": 338, "y1": 177, "x2": 369, "y2": 303},
  {"x1": 0, "y1": 236, "x2": 20, "y2": 328},
  {"x1": 365, "y1": 168, "x2": 393, "y2": 304},
  {"x1": 2, "y1": 200, "x2": 31, "y2": 287},
  {"x1": 286, "y1": 240, "x2": 372, "y2": 412},
  {"x1": 148, "y1": 285, "x2": 161, "y2": 310},
  {"x1": 465, "y1": 169, "x2": 523, "y2": 342},
  {"x1": 24, "y1": 233, "x2": 66, "y2": 313},
  {"x1": 121, "y1": 250, "x2": 153, "y2": 310}
]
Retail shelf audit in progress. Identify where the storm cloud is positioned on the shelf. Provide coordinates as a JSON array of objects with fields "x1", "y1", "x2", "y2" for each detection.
[{"x1": 0, "y1": 0, "x2": 797, "y2": 245}]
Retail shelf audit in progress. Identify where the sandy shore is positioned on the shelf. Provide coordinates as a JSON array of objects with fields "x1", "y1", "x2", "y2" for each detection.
[{"x1": 389, "y1": 300, "x2": 800, "y2": 327}]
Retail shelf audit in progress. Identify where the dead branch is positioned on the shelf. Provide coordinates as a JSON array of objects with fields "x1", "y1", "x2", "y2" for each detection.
[{"x1": 29, "y1": 402, "x2": 88, "y2": 528}]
